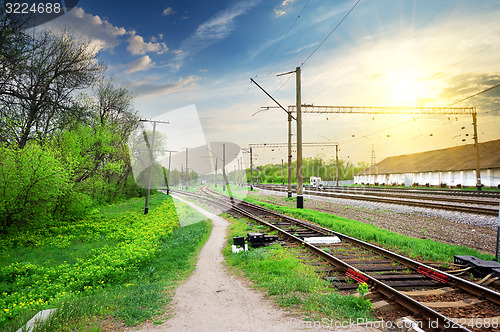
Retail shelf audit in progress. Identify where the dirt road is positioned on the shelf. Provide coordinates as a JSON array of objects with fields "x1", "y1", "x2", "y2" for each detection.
[{"x1": 130, "y1": 195, "x2": 380, "y2": 332}]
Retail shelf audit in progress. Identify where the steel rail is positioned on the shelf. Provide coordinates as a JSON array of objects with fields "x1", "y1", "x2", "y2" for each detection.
[
  {"x1": 256, "y1": 184, "x2": 499, "y2": 216},
  {"x1": 180, "y1": 187, "x2": 476, "y2": 331},
  {"x1": 231, "y1": 197, "x2": 500, "y2": 306},
  {"x1": 303, "y1": 187, "x2": 499, "y2": 206},
  {"x1": 310, "y1": 185, "x2": 500, "y2": 198}
]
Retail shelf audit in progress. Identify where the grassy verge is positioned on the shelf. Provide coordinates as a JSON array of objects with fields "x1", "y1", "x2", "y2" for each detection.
[
  {"x1": 211, "y1": 185, "x2": 493, "y2": 262},
  {"x1": 0, "y1": 194, "x2": 211, "y2": 331},
  {"x1": 243, "y1": 197, "x2": 494, "y2": 262},
  {"x1": 223, "y1": 214, "x2": 374, "y2": 323},
  {"x1": 210, "y1": 184, "x2": 250, "y2": 200}
]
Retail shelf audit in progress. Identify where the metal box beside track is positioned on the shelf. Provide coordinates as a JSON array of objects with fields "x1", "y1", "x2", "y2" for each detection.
[
  {"x1": 246, "y1": 232, "x2": 278, "y2": 248},
  {"x1": 454, "y1": 255, "x2": 500, "y2": 277}
]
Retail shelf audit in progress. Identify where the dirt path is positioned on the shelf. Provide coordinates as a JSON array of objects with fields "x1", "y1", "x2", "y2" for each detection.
[{"x1": 130, "y1": 195, "x2": 380, "y2": 332}]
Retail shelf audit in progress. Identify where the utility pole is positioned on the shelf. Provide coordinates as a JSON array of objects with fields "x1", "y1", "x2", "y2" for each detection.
[
  {"x1": 215, "y1": 159, "x2": 218, "y2": 188},
  {"x1": 222, "y1": 144, "x2": 226, "y2": 190},
  {"x1": 206, "y1": 148, "x2": 221, "y2": 189},
  {"x1": 238, "y1": 157, "x2": 243, "y2": 187},
  {"x1": 184, "y1": 148, "x2": 189, "y2": 190},
  {"x1": 336, "y1": 144, "x2": 339, "y2": 186},
  {"x1": 237, "y1": 158, "x2": 240, "y2": 186},
  {"x1": 371, "y1": 144, "x2": 376, "y2": 166},
  {"x1": 250, "y1": 75, "x2": 296, "y2": 194},
  {"x1": 496, "y1": 202, "x2": 500, "y2": 261},
  {"x1": 288, "y1": 111, "x2": 293, "y2": 197},
  {"x1": 166, "y1": 150, "x2": 177, "y2": 195},
  {"x1": 281, "y1": 159, "x2": 285, "y2": 185},
  {"x1": 296, "y1": 67, "x2": 303, "y2": 208},
  {"x1": 472, "y1": 113, "x2": 482, "y2": 191},
  {"x1": 139, "y1": 119, "x2": 169, "y2": 215},
  {"x1": 250, "y1": 147, "x2": 253, "y2": 190},
  {"x1": 239, "y1": 148, "x2": 251, "y2": 188}
]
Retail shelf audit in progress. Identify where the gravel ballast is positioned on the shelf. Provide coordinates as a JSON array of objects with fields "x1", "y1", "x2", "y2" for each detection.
[{"x1": 251, "y1": 188, "x2": 498, "y2": 255}]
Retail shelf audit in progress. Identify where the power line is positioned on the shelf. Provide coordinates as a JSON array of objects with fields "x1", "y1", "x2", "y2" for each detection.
[
  {"x1": 246, "y1": 0, "x2": 311, "y2": 98},
  {"x1": 340, "y1": 82, "x2": 500, "y2": 145},
  {"x1": 250, "y1": 1, "x2": 360, "y2": 105},
  {"x1": 453, "y1": 39, "x2": 500, "y2": 67},
  {"x1": 273, "y1": 74, "x2": 294, "y2": 94},
  {"x1": 300, "y1": 0, "x2": 361, "y2": 68},
  {"x1": 254, "y1": 0, "x2": 311, "y2": 79},
  {"x1": 447, "y1": 81, "x2": 500, "y2": 107}
]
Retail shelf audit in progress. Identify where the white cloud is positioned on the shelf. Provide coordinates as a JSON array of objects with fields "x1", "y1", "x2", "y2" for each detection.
[
  {"x1": 274, "y1": 10, "x2": 286, "y2": 17},
  {"x1": 274, "y1": 0, "x2": 295, "y2": 17},
  {"x1": 162, "y1": 7, "x2": 175, "y2": 16},
  {"x1": 150, "y1": 34, "x2": 164, "y2": 43},
  {"x1": 174, "y1": 0, "x2": 261, "y2": 68},
  {"x1": 43, "y1": 7, "x2": 127, "y2": 51},
  {"x1": 132, "y1": 75, "x2": 200, "y2": 97},
  {"x1": 125, "y1": 56, "x2": 155, "y2": 74},
  {"x1": 286, "y1": 42, "x2": 318, "y2": 55},
  {"x1": 42, "y1": 7, "x2": 169, "y2": 60},
  {"x1": 127, "y1": 31, "x2": 168, "y2": 55}
]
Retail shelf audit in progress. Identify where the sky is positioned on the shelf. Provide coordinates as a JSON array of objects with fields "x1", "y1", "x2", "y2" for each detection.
[{"x1": 39, "y1": 0, "x2": 500, "y2": 168}]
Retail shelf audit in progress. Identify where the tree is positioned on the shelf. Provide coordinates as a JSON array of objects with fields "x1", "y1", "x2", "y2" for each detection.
[
  {"x1": 0, "y1": 5, "x2": 32, "y2": 93},
  {"x1": 0, "y1": 30, "x2": 104, "y2": 148},
  {"x1": 80, "y1": 79, "x2": 139, "y2": 200},
  {"x1": 0, "y1": 143, "x2": 72, "y2": 232}
]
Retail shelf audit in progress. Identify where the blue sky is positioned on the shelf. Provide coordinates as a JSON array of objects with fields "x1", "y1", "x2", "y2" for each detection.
[{"x1": 43, "y1": 0, "x2": 500, "y2": 165}]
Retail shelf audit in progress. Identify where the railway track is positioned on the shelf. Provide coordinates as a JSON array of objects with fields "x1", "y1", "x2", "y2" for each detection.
[
  {"x1": 307, "y1": 185, "x2": 500, "y2": 199},
  {"x1": 255, "y1": 184, "x2": 500, "y2": 216},
  {"x1": 173, "y1": 186, "x2": 500, "y2": 331}
]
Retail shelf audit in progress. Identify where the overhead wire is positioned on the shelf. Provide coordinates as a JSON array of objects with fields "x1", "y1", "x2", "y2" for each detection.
[
  {"x1": 299, "y1": 0, "x2": 361, "y2": 68},
  {"x1": 245, "y1": 0, "x2": 311, "y2": 97},
  {"x1": 254, "y1": 0, "x2": 311, "y2": 79},
  {"x1": 340, "y1": 82, "x2": 500, "y2": 145},
  {"x1": 272, "y1": 0, "x2": 361, "y2": 95}
]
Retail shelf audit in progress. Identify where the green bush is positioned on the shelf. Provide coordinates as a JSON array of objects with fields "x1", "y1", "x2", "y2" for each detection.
[{"x1": 0, "y1": 143, "x2": 72, "y2": 232}]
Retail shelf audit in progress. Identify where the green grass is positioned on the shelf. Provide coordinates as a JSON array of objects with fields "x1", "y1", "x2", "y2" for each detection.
[
  {"x1": 244, "y1": 197, "x2": 494, "y2": 262},
  {"x1": 223, "y1": 215, "x2": 374, "y2": 322},
  {"x1": 210, "y1": 184, "x2": 250, "y2": 200},
  {"x1": 212, "y1": 184, "x2": 494, "y2": 262},
  {"x1": 1, "y1": 194, "x2": 212, "y2": 331}
]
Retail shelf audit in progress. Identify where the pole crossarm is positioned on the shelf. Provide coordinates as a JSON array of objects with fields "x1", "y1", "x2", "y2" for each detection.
[
  {"x1": 139, "y1": 119, "x2": 171, "y2": 124},
  {"x1": 287, "y1": 105, "x2": 476, "y2": 115},
  {"x1": 249, "y1": 142, "x2": 338, "y2": 149}
]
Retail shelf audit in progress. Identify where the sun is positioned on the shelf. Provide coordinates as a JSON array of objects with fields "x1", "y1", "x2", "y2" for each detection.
[{"x1": 383, "y1": 69, "x2": 435, "y2": 106}]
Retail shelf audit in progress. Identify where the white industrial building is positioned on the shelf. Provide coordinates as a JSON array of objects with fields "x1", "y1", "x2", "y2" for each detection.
[{"x1": 354, "y1": 139, "x2": 500, "y2": 188}]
